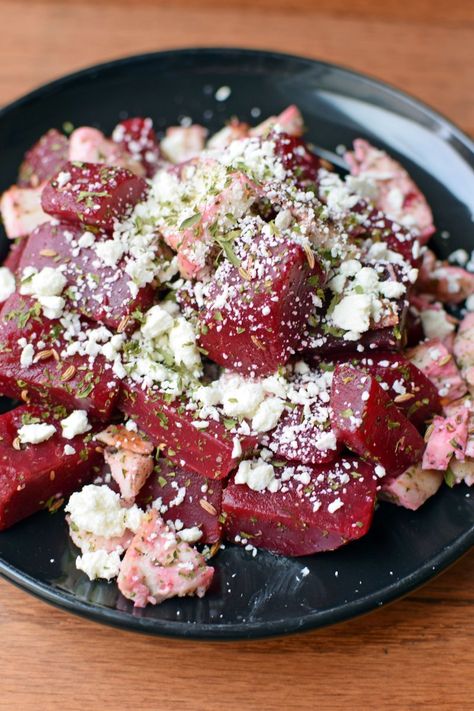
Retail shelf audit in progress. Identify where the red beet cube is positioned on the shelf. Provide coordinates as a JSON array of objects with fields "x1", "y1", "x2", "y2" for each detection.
[
  {"x1": 0, "y1": 293, "x2": 119, "y2": 419},
  {"x1": 269, "y1": 405, "x2": 341, "y2": 466},
  {"x1": 41, "y1": 161, "x2": 148, "y2": 231},
  {"x1": 272, "y1": 131, "x2": 320, "y2": 186},
  {"x1": 222, "y1": 457, "x2": 378, "y2": 556},
  {"x1": 18, "y1": 222, "x2": 154, "y2": 332},
  {"x1": 199, "y1": 233, "x2": 326, "y2": 376},
  {"x1": 119, "y1": 380, "x2": 258, "y2": 480},
  {"x1": 136, "y1": 458, "x2": 223, "y2": 544},
  {"x1": 0, "y1": 404, "x2": 101, "y2": 530},
  {"x1": 330, "y1": 364, "x2": 424, "y2": 478},
  {"x1": 341, "y1": 352, "x2": 441, "y2": 429},
  {"x1": 112, "y1": 117, "x2": 161, "y2": 178},
  {"x1": 18, "y1": 129, "x2": 69, "y2": 188}
]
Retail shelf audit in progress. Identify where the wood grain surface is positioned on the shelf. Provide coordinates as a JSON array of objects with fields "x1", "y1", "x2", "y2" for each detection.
[{"x1": 0, "y1": 1, "x2": 473, "y2": 709}]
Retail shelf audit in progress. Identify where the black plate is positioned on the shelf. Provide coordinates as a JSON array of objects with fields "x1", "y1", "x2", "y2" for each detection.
[{"x1": 0, "y1": 48, "x2": 473, "y2": 639}]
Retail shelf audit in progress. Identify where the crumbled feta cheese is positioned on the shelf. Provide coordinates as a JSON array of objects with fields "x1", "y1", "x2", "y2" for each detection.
[
  {"x1": 76, "y1": 549, "x2": 121, "y2": 581},
  {"x1": 65, "y1": 484, "x2": 143, "y2": 538},
  {"x1": 18, "y1": 422, "x2": 56, "y2": 445},
  {"x1": 77, "y1": 231, "x2": 95, "y2": 249},
  {"x1": 231, "y1": 436, "x2": 242, "y2": 459},
  {"x1": 94, "y1": 239, "x2": 125, "y2": 267},
  {"x1": 60, "y1": 410, "x2": 91, "y2": 440},
  {"x1": 378, "y1": 280, "x2": 406, "y2": 299},
  {"x1": 177, "y1": 526, "x2": 203, "y2": 543},
  {"x1": 20, "y1": 343, "x2": 34, "y2": 367},
  {"x1": 220, "y1": 374, "x2": 265, "y2": 419},
  {"x1": 64, "y1": 444, "x2": 76, "y2": 456},
  {"x1": 327, "y1": 498, "x2": 344, "y2": 513},
  {"x1": 0, "y1": 266, "x2": 15, "y2": 302},
  {"x1": 38, "y1": 295, "x2": 65, "y2": 320},
  {"x1": 374, "y1": 465, "x2": 386, "y2": 478},
  {"x1": 235, "y1": 459, "x2": 276, "y2": 492},
  {"x1": 141, "y1": 304, "x2": 174, "y2": 339},
  {"x1": 168, "y1": 317, "x2": 201, "y2": 369},
  {"x1": 251, "y1": 397, "x2": 285, "y2": 433},
  {"x1": 332, "y1": 294, "x2": 371, "y2": 334},
  {"x1": 314, "y1": 431, "x2": 337, "y2": 452},
  {"x1": 20, "y1": 266, "x2": 67, "y2": 298}
]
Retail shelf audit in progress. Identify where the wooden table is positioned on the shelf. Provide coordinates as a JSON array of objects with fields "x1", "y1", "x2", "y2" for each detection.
[{"x1": 0, "y1": 1, "x2": 473, "y2": 709}]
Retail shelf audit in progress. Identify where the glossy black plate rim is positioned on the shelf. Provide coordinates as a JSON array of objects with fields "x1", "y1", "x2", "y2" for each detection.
[{"x1": 0, "y1": 47, "x2": 473, "y2": 640}]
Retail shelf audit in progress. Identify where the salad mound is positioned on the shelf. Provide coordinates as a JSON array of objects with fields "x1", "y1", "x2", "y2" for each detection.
[{"x1": 0, "y1": 107, "x2": 473, "y2": 608}]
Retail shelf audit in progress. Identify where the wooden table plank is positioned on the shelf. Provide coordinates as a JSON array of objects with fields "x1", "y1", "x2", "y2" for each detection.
[{"x1": 0, "y1": 1, "x2": 473, "y2": 709}]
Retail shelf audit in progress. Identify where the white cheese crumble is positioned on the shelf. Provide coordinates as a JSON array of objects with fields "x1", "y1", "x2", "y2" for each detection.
[
  {"x1": 65, "y1": 484, "x2": 143, "y2": 538},
  {"x1": 235, "y1": 459, "x2": 277, "y2": 492},
  {"x1": 327, "y1": 498, "x2": 344, "y2": 514},
  {"x1": 0, "y1": 266, "x2": 15, "y2": 302},
  {"x1": 177, "y1": 526, "x2": 203, "y2": 544},
  {"x1": 60, "y1": 410, "x2": 91, "y2": 440},
  {"x1": 76, "y1": 549, "x2": 121, "y2": 581},
  {"x1": 20, "y1": 343, "x2": 34, "y2": 367},
  {"x1": 18, "y1": 422, "x2": 56, "y2": 445}
]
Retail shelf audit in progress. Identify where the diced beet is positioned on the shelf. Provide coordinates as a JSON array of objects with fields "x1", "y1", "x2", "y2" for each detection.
[
  {"x1": 271, "y1": 132, "x2": 320, "y2": 186},
  {"x1": 18, "y1": 222, "x2": 154, "y2": 332},
  {"x1": 41, "y1": 161, "x2": 148, "y2": 231},
  {"x1": 18, "y1": 129, "x2": 69, "y2": 188},
  {"x1": 379, "y1": 464, "x2": 444, "y2": 511},
  {"x1": 1, "y1": 238, "x2": 27, "y2": 274},
  {"x1": 330, "y1": 364, "x2": 424, "y2": 478},
  {"x1": 338, "y1": 352, "x2": 441, "y2": 429},
  {"x1": 304, "y1": 316, "x2": 407, "y2": 359},
  {"x1": 136, "y1": 458, "x2": 222, "y2": 544},
  {"x1": 112, "y1": 117, "x2": 161, "y2": 178},
  {"x1": 222, "y1": 457, "x2": 378, "y2": 556},
  {"x1": 0, "y1": 404, "x2": 101, "y2": 530},
  {"x1": 269, "y1": 405, "x2": 341, "y2": 465},
  {"x1": 119, "y1": 380, "x2": 258, "y2": 480},
  {"x1": 0, "y1": 293, "x2": 119, "y2": 419},
  {"x1": 350, "y1": 210, "x2": 421, "y2": 268},
  {"x1": 199, "y1": 233, "x2": 326, "y2": 377}
]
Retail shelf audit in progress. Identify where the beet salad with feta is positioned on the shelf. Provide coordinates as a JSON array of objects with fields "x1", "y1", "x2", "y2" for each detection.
[{"x1": 0, "y1": 106, "x2": 473, "y2": 608}]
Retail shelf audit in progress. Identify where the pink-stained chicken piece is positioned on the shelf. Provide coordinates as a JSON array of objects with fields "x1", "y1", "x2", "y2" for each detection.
[
  {"x1": 118, "y1": 510, "x2": 214, "y2": 607},
  {"x1": 345, "y1": 139, "x2": 435, "y2": 242},
  {"x1": 444, "y1": 397, "x2": 474, "y2": 458},
  {"x1": 160, "y1": 125, "x2": 208, "y2": 164},
  {"x1": 407, "y1": 338, "x2": 467, "y2": 405},
  {"x1": 417, "y1": 249, "x2": 474, "y2": 305},
  {"x1": 0, "y1": 185, "x2": 51, "y2": 238},
  {"x1": 422, "y1": 407, "x2": 469, "y2": 471},
  {"x1": 250, "y1": 104, "x2": 304, "y2": 137},
  {"x1": 453, "y1": 313, "x2": 474, "y2": 393},
  {"x1": 96, "y1": 425, "x2": 154, "y2": 501},
  {"x1": 379, "y1": 464, "x2": 444, "y2": 511},
  {"x1": 68, "y1": 127, "x2": 146, "y2": 176}
]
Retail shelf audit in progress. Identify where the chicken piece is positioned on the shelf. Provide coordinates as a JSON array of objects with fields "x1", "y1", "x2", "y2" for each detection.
[
  {"x1": 449, "y1": 459, "x2": 474, "y2": 487},
  {"x1": 422, "y1": 408, "x2": 469, "y2": 471},
  {"x1": 118, "y1": 510, "x2": 214, "y2": 607},
  {"x1": 207, "y1": 119, "x2": 250, "y2": 150},
  {"x1": 453, "y1": 313, "x2": 474, "y2": 393},
  {"x1": 444, "y1": 397, "x2": 474, "y2": 458},
  {"x1": 250, "y1": 104, "x2": 304, "y2": 137},
  {"x1": 345, "y1": 139, "x2": 435, "y2": 242},
  {"x1": 96, "y1": 425, "x2": 154, "y2": 501},
  {"x1": 407, "y1": 339, "x2": 467, "y2": 405},
  {"x1": 0, "y1": 185, "x2": 50, "y2": 238},
  {"x1": 160, "y1": 125, "x2": 208, "y2": 164},
  {"x1": 417, "y1": 249, "x2": 474, "y2": 304},
  {"x1": 380, "y1": 464, "x2": 444, "y2": 510},
  {"x1": 68, "y1": 127, "x2": 146, "y2": 176}
]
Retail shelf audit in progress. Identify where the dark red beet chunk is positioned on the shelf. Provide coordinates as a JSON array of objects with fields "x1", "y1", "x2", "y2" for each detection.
[
  {"x1": 340, "y1": 352, "x2": 441, "y2": 429},
  {"x1": 269, "y1": 405, "x2": 341, "y2": 465},
  {"x1": 18, "y1": 222, "x2": 154, "y2": 332},
  {"x1": 136, "y1": 458, "x2": 222, "y2": 544},
  {"x1": 41, "y1": 161, "x2": 148, "y2": 231},
  {"x1": 1, "y1": 238, "x2": 27, "y2": 274},
  {"x1": 0, "y1": 293, "x2": 119, "y2": 420},
  {"x1": 330, "y1": 364, "x2": 424, "y2": 478},
  {"x1": 222, "y1": 457, "x2": 377, "y2": 556},
  {"x1": 350, "y1": 210, "x2": 421, "y2": 268},
  {"x1": 112, "y1": 117, "x2": 161, "y2": 178},
  {"x1": 0, "y1": 404, "x2": 101, "y2": 530},
  {"x1": 271, "y1": 131, "x2": 320, "y2": 186},
  {"x1": 119, "y1": 381, "x2": 258, "y2": 480},
  {"x1": 199, "y1": 233, "x2": 326, "y2": 377},
  {"x1": 304, "y1": 300, "x2": 408, "y2": 359},
  {"x1": 18, "y1": 129, "x2": 69, "y2": 188}
]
